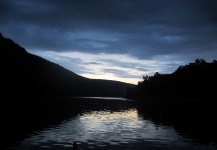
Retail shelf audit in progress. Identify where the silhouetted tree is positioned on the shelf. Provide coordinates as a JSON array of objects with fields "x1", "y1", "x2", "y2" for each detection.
[{"x1": 127, "y1": 58, "x2": 217, "y2": 99}]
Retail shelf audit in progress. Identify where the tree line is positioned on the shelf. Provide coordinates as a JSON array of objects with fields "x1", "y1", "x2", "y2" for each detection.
[{"x1": 127, "y1": 59, "x2": 217, "y2": 99}]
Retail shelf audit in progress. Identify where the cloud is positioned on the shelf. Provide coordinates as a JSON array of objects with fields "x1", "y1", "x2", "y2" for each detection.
[
  {"x1": 28, "y1": 51, "x2": 187, "y2": 84},
  {"x1": 1, "y1": 0, "x2": 217, "y2": 56},
  {"x1": 1, "y1": 0, "x2": 217, "y2": 84}
]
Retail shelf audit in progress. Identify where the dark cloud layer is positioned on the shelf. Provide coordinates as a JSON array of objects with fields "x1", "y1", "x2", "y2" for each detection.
[
  {"x1": 1, "y1": 0, "x2": 217, "y2": 57},
  {"x1": 1, "y1": 0, "x2": 217, "y2": 83}
]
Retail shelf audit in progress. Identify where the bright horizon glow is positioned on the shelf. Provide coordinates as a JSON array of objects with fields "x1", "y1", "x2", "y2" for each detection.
[
  {"x1": 80, "y1": 73, "x2": 139, "y2": 85},
  {"x1": 28, "y1": 50, "x2": 184, "y2": 85}
]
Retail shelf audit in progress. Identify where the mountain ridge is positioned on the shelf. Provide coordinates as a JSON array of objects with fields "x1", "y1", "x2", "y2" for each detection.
[{"x1": 1, "y1": 33, "x2": 135, "y2": 98}]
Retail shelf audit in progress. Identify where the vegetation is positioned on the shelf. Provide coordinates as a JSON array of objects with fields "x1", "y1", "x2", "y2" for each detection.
[
  {"x1": 1, "y1": 33, "x2": 135, "y2": 98},
  {"x1": 127, "y1": 58, "x2": 217, "y2": 98}
]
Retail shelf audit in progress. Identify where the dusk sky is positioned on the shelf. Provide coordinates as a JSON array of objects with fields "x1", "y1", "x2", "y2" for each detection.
[{"x1": 1, "y1": 0, "x2": 217, "y2": 84}]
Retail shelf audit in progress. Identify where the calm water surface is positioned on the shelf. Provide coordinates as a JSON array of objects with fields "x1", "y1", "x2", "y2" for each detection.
[{"x1": 11, "y1": 97, "x2": 217, "y2": 150}]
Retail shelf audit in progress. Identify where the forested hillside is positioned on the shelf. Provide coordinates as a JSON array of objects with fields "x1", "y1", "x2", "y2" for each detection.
[
  {"x1": 1, "y1": 33, "x2": 135, "y2": 98},
  {"x1": 127, "y1": 59, "x2": 217, "y2": 98}
]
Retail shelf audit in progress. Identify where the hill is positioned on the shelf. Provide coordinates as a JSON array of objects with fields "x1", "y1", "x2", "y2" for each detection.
[
  {"x1": 127, "y1": 58, "x2": 217, "y2": 98},
  {"x1": 1, "y1": 33, "x2": 135, "y2": 98}
]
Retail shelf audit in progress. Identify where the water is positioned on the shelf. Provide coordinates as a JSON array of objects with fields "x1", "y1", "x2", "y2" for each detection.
[{"x1": 7, "y1": 97, "x2": 217, "y2": 150}]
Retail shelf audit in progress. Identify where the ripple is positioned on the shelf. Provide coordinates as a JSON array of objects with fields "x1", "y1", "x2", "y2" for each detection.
[{"x1": 12, "y1": 98, "x2": 217, "y2": 150}]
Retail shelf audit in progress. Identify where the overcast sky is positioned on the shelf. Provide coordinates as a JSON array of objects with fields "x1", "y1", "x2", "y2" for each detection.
[{"x1": 1, "y1": 0, "x2": 217, "y2": 84}]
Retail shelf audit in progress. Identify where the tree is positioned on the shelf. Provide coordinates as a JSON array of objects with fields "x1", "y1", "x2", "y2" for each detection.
[
  {"x1": 143, "y1": 75, "x2": 150, "y2": 81},
  {"x1": 195, "y1": 58, "x2": 206, "y2": 65}
]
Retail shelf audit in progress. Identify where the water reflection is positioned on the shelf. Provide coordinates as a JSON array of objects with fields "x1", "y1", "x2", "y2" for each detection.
[{"x1": 12, "y1": 98, "x2": 217, "y2": 150}]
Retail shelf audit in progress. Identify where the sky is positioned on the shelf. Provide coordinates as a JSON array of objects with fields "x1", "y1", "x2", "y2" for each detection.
[{"x1": 1, "y1": 0, "x2": 217, "y2": 84}]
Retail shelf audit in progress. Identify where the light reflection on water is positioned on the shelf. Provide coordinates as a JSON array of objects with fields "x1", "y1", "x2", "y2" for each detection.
[{"x1": 14, "y1": 98, "x2": 217, "y2": 150}]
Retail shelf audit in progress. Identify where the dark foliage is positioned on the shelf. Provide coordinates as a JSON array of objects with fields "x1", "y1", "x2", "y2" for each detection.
[{"x1": 127, "y1": 58, "x2": 217, "y2": 98}]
